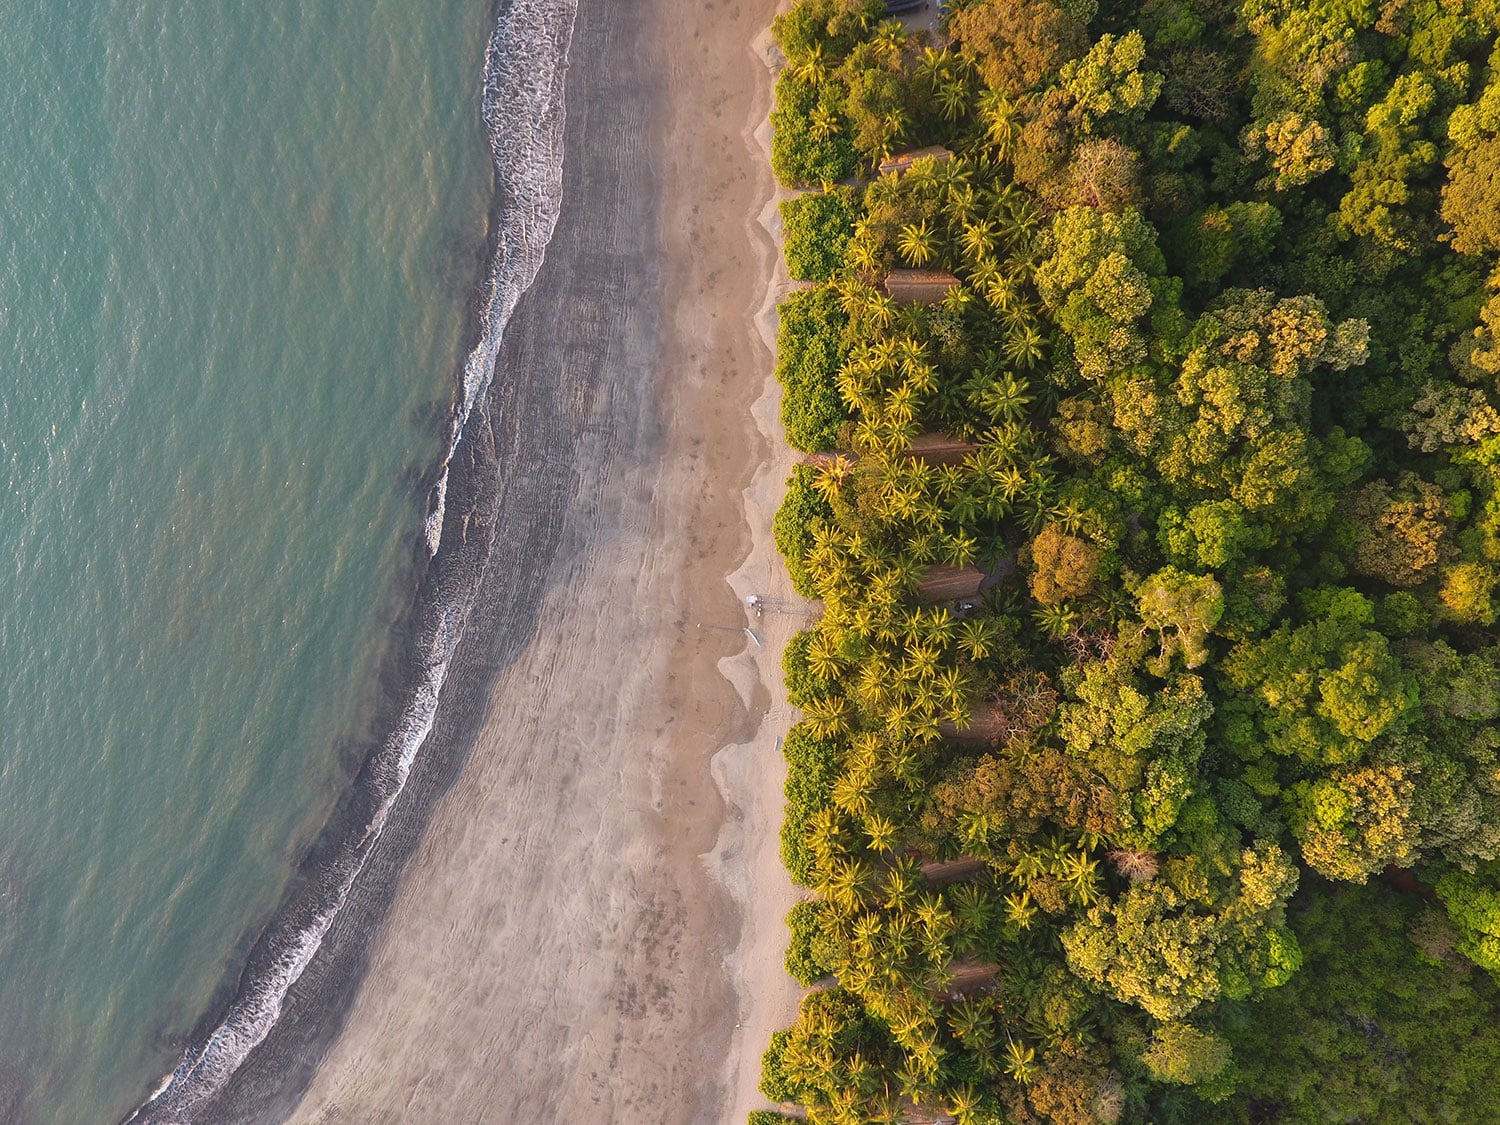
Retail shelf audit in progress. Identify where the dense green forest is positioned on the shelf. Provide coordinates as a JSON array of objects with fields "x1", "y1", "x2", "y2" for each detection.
[{"x1": 758, "y1": 0, "x2": 1500, "y2": 1120}]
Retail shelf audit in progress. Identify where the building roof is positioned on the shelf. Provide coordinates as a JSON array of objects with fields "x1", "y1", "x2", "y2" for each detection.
[
  {"x1": 940, "y1": 701, "x2": 1014, "y2": 743},
  {"x1": 915, "y1": 564, "x2": 985, "y2": 603},
  {"x1": 884, "y1": 269, "x2": 960, "y2": 305},
  {"x1": 901, "y1": 432, "x2": 978, "y2": 465},
  {"x1": 878, "y1": 146, "x2": 954, "y2": 176}
]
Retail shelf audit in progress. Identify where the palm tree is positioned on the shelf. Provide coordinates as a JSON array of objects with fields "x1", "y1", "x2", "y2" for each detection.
[
  {"x1": 1003, "y1": 1037, "x2": 1038, "y2": 1084},
  {"x1": 939, "y1": 284, "x2": 976, "y2": 319},
  {"x1": 957, "y1": 617, "x2": 999, "y2": 661},
  {"x1": 938, "y1": 485, "x2": 980, "y2": 528},
  {"x1": 818, "y1": 557, "x2": 857, "y2": 599},
  {"x1": 984, "y1": 274, "x2": 1022, "y2": 313},
  {"x1": 976, "y1": 372, "x2": 1033, "y2": 424},
  {"x1": 829, "y1": 856, "x2": 875, "y2": 911},
  {"x1": 872, "y1": 18, "x2": 908, "y2": 59},
  {"x1": 935, "y1": 665, "x2": 968, "y2": 712},
  {"x1": 1003, "y1": 322, "x2": 1047, "y2": 370},
  {"x1": 806, "y1": 807, "x2": 847, "y2": 860},
  {"x1": 832, "y1": 771, "x2": 874, "y2": 819},
  {"x1": 814, "y1": 455, "x2": 855, "y2": 503},
  {"x1": 947, "y1": 1083, "x2": 983, "y2": 1125},
  {"x1": 978, "y1": 89, "x2": 1021, "y2": 161},
  {"x1": 852, "y1": 416, "x2": 886, "y2": 454},
  {"x1": 883, "y1": 696, "x2": 918, "y2": 741},
  {"x1": 967, "y1": 255, "x2": 1002, "y2": 291},
  {"x1": 806, "y1": 632, "x2": 845, "y2": 682},
  {"x1": 947, "y1": 996, "x2": 994, "y2": 1041},
  {"x1": 804, "y1": 694, "x2": 853, "y2": 738},
  {"x1": 865, "y1": 1091, "x2": 904, "y2": 1124},
  {"x1": 884, "y1": 857, "x2": 921, "y2": 911},
  {"x1": 847, "y1": 604, "x2": 880, "y2": 641},
  {"x1": 914, "y1": 892, "x2": 954, "y2": 937},
  {"x1": 856, "y1": 660, "x2": 895, "y2": 712},
  {"x1": 851, "y1": 911, "x2": 883, "y2": 958},
  {"x1": 895, "y1": 1059, "x2": 933, "y2": 1108},
  {"x1": 1000, "y1": 303, "x2": 1040, "y2": 335},
  {"x1": 846, "y1": 1051, "x2": 879, "y2": 1100},
  {"x1": 895, "y1": 332, "x2": 927, "y2": 374},
  {"x1": 865, "y1": 812, "x2": 898, "y2": 853},
  {"x1": 866, "y1": 292, "x2": 899, "y2": 331},
  {"x1": 869, "y1": 335, "x2": 900, "y2": 376},
  {"x1": 960, "y1": 218, "x2": 998, "y2": 262},
  {"x1": 910, "y1": 44, "x2": 942, "y2": 82},
  {"x1": 792, "y1": 41, "x2": 827, "y2": 86},
  {"x1": 911, "y1": 708, "x2": 943, "y2": 746},
  {"x1": 1005, "y1": 199, "x2": 1043, "y2": 247},
  {"x1": 936, "y1": 77, "x2": 969, "y2": 121},
  {"x1": 885, "y1": 481, "x2": 922, "y2": 521},
  {"x1": 942, "y1": 528, "x2": 980, "y2": 567},
  {"x1": 848, "y1": 730, "x2": 882, "y2": 771},
  {"x1": 993, "y1": 464, "x2": 1027, "y2": 501},
  {"x1": 1050, "y1": 501, "x2": 1088, "y2": 535},
  {"x1": 1020, "y1": 497, "x2": 1053, "y2": 537},
  {"x1": 903, "y1": 155, "x2": 940, "y2": 197},
  {"x1": 905, "y1": 640, "x2": 942, "y2": 679},
  {"x1": 907, "y1": 1033, "x2": 946, "y2": 1082},
  {"x1": 885, "y1": 740, "x2": 924, "y2": 789},
  {"x1": 836, "y1": 382, "x2": 875, "y2": 420},
  {"x1": 921, "y1": 606, "x2": 957, "y2": 647},
  {"x1": 896, "y1": 220, "x2": 938, "y2": 267},
  {"x1": 809, "y1": 104, "x2": 842, "y2": 141},
  {"x1": 904, "y1": 361, "x2": 939, "y2": 399},
  {"x1": 933, "y1": 463, "x2": 965, "y2": 501},
  {"x1": 836, "y1": 277, "x2": 878, "y2": 318},
  {"x1": 1034, "y1": 603, "x2": 1077, "y2": 640},
  {"x1": 1059, "y1": 850, "x2": 1101, "y2": 906},
  {"x1": 847, "y1": 233, "x2": 880, "y2": 274},
  {"x1": 945, "y1": 182, "x2": 981, "y2": 226},
  {"x1": 949, "y1": 882, "x2": 994, "y2": 942},
  {"x1": 906, "y1": 530, "x2": 942, "y2": 565},
  {"x1": 957, "y1": 810, "x2": 994, "y2": 855},
  {"x1": 879, "y1": 110, "x2": 909, "y2": 160},
  {"x1": 1003, "y1": 891, "x2": 1038, "y2": 931},
  {"x1": 884, "y1": 912, "x2": 919, "y2": 966}
]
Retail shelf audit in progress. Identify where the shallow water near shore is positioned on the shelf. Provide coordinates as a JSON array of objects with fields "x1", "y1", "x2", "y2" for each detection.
[{"x1": 0, "y1": 1, "x2": 494, "y2": 1119}]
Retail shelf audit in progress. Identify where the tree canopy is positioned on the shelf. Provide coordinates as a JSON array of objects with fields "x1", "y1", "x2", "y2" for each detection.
[{"x1": 756, "y1": 0, "x2": 1500, "y2": 1119}]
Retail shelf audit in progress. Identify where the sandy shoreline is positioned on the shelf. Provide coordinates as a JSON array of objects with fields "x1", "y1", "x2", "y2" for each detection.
[
  {"x1": 266, "y1": 0, "x2": 798, "y2": 1121},
  {"x1": 709, "y1": 19, "x2": 810, "y2": 1123}
]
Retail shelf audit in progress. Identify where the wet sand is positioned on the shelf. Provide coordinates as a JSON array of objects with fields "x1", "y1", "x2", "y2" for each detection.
[{"x1": 279, "y1": 0, "x2": 803, "y2": 1120}]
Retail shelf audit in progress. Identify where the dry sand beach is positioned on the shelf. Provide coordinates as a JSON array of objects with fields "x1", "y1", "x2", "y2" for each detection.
[{"x1": 280, "y1": 0, "x2": 804, "y2": 1121}]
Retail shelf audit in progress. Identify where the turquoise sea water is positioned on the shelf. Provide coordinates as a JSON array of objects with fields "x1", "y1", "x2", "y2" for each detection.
[{"x1": 0, "y1": 2, "x2": 493, "y2": 1120}]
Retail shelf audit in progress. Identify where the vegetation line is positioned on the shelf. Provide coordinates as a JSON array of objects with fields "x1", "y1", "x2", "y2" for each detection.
[{"x1": 754, "y1": 0, "x2": 1500, "y2": 1122}]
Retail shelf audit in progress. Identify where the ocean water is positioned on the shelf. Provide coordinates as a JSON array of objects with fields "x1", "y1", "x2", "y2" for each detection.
[{"x1": 0, "y1": 1, "x2": 498, "y2": 1120}]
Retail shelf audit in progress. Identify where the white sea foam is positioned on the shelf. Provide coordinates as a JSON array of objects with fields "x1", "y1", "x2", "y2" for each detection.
[
  {"x1": 126, "y1": 1, "x2": 578, "y2": 1119},
  {"x1": 426, "y1": 0, "x2": 577, "y2": 555}
]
